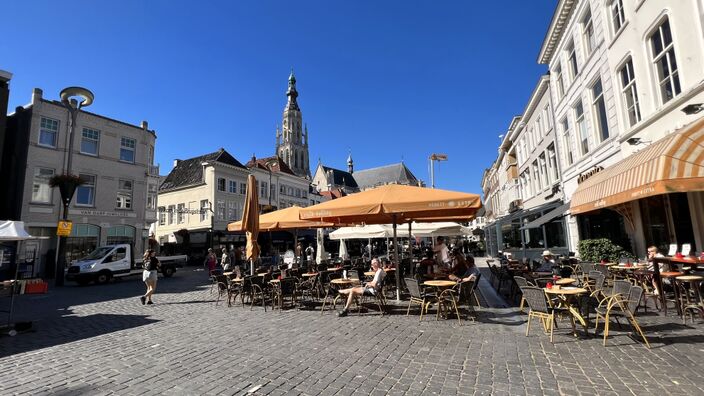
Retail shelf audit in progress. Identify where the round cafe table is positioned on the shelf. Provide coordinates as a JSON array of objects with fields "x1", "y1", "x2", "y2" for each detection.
[
  {"x1": 555, "y1": 278, "x2": 576, "y2": 286},
  {"x1": 302, "y1": 272, "x2": 318, "y2": 278},
  {"x1": 422, "y1": 280, "x2": 460, "y2": 322},
  {"x1": 544, "y1": 287, "x2": 589, "y2": 332}
]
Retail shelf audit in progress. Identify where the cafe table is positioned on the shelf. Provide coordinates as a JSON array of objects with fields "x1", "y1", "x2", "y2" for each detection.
[
  {"x1": 423, "y1": 280, "x2": 461, "y2": 322},
  {"x1": 652, "y1": 256, "x2": 704, "y2": 315},
  {"x1": 544, "y1": 286, "x2": 589, "y2": 336},
  {"x1": 555, "y1": 278, "x2": 577, "y2": 286},
  {"x1": 326, "y1": 278, "x2": 358, "y2": 312},
  {"x1": 301, "y1": 272, "x2": 318, "y2": 278}
]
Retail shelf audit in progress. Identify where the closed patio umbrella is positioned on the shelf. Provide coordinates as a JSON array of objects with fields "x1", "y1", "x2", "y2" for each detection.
[
  {"x1": 241, "y1": 175, "x2": 260, "y2": 275},
  {"x1": 300, "y1": 184, "x2": 482, "y2": 300},
  {"x1": 316, "y1": 227, "x2": 327, "y2": 264},
  {"x1": 338, "y1": 239, "x2": 349, "y2": 261}
]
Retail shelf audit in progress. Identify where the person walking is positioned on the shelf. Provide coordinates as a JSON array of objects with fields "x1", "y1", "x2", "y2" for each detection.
[
  {"x1": 305, "y1": 244, "x2": 315, "y2": 268},
  {"x1": 221, "y1": 247, "x2": 231, "y2": 271},
  {"x1": 204, "y1": 248, "x2": 217, "y2": 277},
  {"x1": 141, "y1": 249, "x2": 160, "y2": 305}
]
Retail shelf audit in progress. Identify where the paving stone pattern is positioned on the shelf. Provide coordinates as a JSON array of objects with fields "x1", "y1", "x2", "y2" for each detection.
[{"x1": 2, "y1": 261, "x2": 704, "y2": 395}]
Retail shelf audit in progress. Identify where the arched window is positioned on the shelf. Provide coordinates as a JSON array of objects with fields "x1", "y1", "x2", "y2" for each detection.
[{"x1": 106, "y1": 225, "x2": 136, "y2": 246}]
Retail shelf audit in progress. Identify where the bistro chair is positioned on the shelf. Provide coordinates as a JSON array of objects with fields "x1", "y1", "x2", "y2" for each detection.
[
  {"x1": 594, "y1": 285, "x2": 650, "y2": 348},
  {"x1": 320, "y1": 272, "x2": 342, "y2": 314},
  {"x1": 522, "y1": 286, "x2": 563, "y2": 343},
  {"x1": 242, "y1": 275, "x2": 268, "y2": 312},
  {"x1": 405, "y1": 277, "x2": 435, "y2": 321},
  {"x1": 513, "y1": 276, "x2": 534, "y2": 313},
  {"x1": 450, "y1": 278, "x2": 477, "y2": 321},
  {"x1": 359, "y1": 276, "x2": 388, "y2": 315},
  {"x1": 213, "y1": 274, "x2": 229, "y2": 307},
  {"x1": 273, "y1": 277, "x2": 297, "y2": 310}
]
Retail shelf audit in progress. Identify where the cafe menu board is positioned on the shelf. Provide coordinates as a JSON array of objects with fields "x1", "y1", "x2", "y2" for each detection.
[
  {"x1": 668, "y1": 244, "x2": 678, "y2": 256},
  {"x1": 682, "y1": 244, "x2": 692, "y2": 256}
]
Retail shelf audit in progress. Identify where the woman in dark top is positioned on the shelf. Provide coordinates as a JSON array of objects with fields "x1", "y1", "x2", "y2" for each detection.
[
  {"x1": 418, "y1": 248, "x2": 436, "y2": 275},
  {"x1": 141, "y1": 249, "x2": 160, "y2": 305}
]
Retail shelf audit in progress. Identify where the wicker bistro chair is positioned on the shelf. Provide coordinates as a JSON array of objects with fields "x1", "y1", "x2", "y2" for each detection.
[
  {"x1": 594, "y1": 285, "x2": 650, "y2": 348},
  {"x1": 296, "y1": 274, "x2": 318, "y2": 304},
  {"x1": 213, "y1": 275, "x2": 230, "y2": 307},
  {"x1": 320, "y1": 272, "x2": 342, "y2": 314},
  {"x1": 522, "y1": 286, "x2": 570, "y2": 343},
  {"x1": 241, "y1": 275, "x2": 268, "y2": 312},
  {"x1": 405, "y1": 277, "x2": 436, "y2": 321},
  {"x1": 513, "y1": 276, "x2": 534, "y2": 312},
  {"x1": 448, "y1": 278, "x2": 477, "y2": 321},
  {"x1": 273, "y1": 277, "x2": 298, "y2": 310}
]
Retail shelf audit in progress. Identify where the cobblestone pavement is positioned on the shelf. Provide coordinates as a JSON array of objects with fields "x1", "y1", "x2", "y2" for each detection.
[{"x1": 2, "y1": 261, "x2": 704, "y2": 396}]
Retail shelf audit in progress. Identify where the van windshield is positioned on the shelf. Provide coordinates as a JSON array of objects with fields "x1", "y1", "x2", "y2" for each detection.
[{"x1": 84, "y1": 247, "x2": 114, "y2": 260}]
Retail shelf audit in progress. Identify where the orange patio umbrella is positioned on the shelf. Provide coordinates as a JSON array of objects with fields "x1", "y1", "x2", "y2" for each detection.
[
  {"x1": 241, "y1": 174, "x2": 260, "y2": 275},
  {"x1": 299, "y1": 184, "x2": 482, "y2": 299},
  {"x1": 227, "y1": 205, "x2": 334, "y2": 232}
]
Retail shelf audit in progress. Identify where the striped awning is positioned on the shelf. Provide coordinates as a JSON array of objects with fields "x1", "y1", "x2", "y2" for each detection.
[{"x1": 570, "y1": 118, "x2": 704, "y2": 215}]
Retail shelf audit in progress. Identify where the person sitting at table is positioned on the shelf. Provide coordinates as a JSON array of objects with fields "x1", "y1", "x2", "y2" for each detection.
[
  {"x1": 337, "y1": 258, "x2": 386, "y2": 317},
  {"x1": 534, "y1": 250, "x2": 557, "y2": 272},
  {"x1": 647, "y1": 245, "x2": 664, "y2": 295},
  {"x1": 418, "y1": 248, "x2": 436, "y2": 275},
  {"x1": 448, "y1": 248, "x2": 469, "y2": 281}
]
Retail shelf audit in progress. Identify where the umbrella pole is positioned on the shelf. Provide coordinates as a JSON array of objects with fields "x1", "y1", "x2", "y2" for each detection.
[
  {"x1": 393, "y1": 215, "x2": 400, "y2": 301},
  {"x1": 409, "y1": 222, "x2": 413, "y2": 276}
]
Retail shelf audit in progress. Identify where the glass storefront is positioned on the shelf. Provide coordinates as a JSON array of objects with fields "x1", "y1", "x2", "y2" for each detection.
[
  {"x1": 66, "y1": 224, "x2": 100, "y2": 263},
  {"x1": 523, "y1": 213, "x2": 544, "y2": 249},
  {"x1": 640, "y1": 193, "x2": 696, "y2": 253},
  {"x1": 106, "y1": 225, "x2": 136, "y2": 246},
  {"x1": 578, "y1": 209, "x2": 631, "y2": 253},
  {"x1": 501, "y1": 220, "x2": 522, "y2": 249}
]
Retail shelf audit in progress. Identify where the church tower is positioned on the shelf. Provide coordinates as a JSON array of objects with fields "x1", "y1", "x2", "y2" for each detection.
[{"x1": 275, "y1": 70, "x2": 311, "y2": 179}]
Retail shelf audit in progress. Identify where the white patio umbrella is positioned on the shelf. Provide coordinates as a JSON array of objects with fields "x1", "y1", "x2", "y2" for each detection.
[{"x1": 410, "y1": 222, "x2": 472, "y2": 237}]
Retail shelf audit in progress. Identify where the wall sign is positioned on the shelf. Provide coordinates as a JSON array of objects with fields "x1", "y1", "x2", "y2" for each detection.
[{"x1": 577, "y1": 166, "x2": 604, "y2": 184}]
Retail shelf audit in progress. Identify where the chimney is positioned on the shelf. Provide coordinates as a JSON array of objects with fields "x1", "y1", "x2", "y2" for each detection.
[
  {"x1": 173, "y1": 159, "x2": 180, "y2": 168},
  {"x1": 32, "y1": 88, "x2": 43, "y2": 104},
  {"x1": 141, "y1": 120, "x2": 149, "y2": 130}
]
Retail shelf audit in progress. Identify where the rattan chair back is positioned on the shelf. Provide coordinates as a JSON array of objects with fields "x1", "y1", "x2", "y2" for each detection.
[{"x1": 522, "y1": 286, "x2": 549, "y2": 314}]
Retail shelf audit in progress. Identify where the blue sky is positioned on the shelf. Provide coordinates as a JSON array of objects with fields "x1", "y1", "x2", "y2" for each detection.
[{"x1": 3, "y1": 1, "x2": 555, "y2": 194}]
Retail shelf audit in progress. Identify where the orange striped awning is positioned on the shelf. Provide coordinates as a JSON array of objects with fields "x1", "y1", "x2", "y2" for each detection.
[{"x1": 570, "y1": 118, "x2": 704, "y2": 215}]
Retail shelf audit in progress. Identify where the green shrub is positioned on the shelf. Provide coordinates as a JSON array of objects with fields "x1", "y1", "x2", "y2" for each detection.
[{"x1": 577, "y1": 238, "x2": 635, "y2": 262}]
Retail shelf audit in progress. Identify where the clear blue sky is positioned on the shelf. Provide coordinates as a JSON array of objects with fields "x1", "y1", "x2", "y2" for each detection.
[{"x1": 3, "y1": 1, "x2": 555, "y2": 194}]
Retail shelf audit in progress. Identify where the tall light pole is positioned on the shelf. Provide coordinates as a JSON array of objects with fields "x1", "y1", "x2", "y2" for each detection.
[
  {"x1": 54, "y1": 87, "x2": 94, "y2": 286},
  {"x1": 429, "y1": 153, "x2": 448, "y2": 188}
]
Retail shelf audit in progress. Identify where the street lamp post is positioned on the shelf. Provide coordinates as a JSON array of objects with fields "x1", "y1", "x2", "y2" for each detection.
[
  {"x1": 429, "y1": 153, "x2": 448, "y2": 188},
  {"x1": 54, "y1": 87, "x2": 94, "y2": 286}
]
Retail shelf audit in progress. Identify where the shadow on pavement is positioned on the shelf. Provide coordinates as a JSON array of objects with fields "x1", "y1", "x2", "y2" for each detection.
[{"x1": 0, "y1": 311, "x2": 159, "y2": 357}]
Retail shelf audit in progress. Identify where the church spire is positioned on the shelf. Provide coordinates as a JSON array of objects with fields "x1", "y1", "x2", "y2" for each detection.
[
  {"x1": 286, "y1": 69, "x2": 299, "y2": 111},
  {"x1": 347, "y1": 150, "x2": 354, "y2": 174}
]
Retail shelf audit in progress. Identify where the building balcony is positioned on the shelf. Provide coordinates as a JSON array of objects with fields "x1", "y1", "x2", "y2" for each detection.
[{"x1": 148, "y1": 164, "x2": 160, "y2": 177}]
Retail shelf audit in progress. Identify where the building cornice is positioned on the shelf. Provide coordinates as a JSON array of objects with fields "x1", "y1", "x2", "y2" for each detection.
[
  {"x1": 538, "y1": 0, "x2": 577, "y2": 65},
  {"x1": 508, "y1": 75, "x2": 551, "y2": 142}
]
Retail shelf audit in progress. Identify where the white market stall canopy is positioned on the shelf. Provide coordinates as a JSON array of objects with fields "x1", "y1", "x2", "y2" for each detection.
[
  {"x1": 328, "y1": 222, "x2": 470, "y2": 240},
  {"x1": 0, "y1": 221, "x2": 44, "y2": 241}
]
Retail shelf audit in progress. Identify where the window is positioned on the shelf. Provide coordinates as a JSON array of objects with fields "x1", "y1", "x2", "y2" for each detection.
[
  {"x1": 574, "y1": 101, "x2": 589, "y2": 155},
  {"x1": 177, "y1": 203, "x2": 185, "y2": 224},
  {"x1": 228, "y1": 180, "x2": 237, "y2": 193},
  {"x1": 116, "y1": 179, "x2": 133, "y2": 209},
  {"x1": 582, "y1": 9, "x2": 595, "y2": 56},
  {"x1": 147, "y1": 183, "x2": 157, "y2": 210},
  {"x1": 217, "y1": 200, "x2": 225, "y2": 220},
  {"x1": 240, "y1": 182, "x2": 247, "y2": 195},
  {"x1": 567, "y1": 41, "x2": 579, "y2": 80},
  {"x1": 591, "y1": 79, "x2": 610, "y2": 142},
  {"x1": 539, "y1": 153, "x2": 548, "y2": 189},
  {"x1": 532, "y1": 161, "x2": 541, "y2": 193},
  {"x1": 554, "y1": 64, "x2": 565, "y2": 98},
  {"x1": 200, "y1": 200, "x2": 209, "y2": 222},
  {"x1": 158, "y1": 206, "x2": 166, "y2": 226},
  {"x1": 611, "y1": 0, "x2": 625, "y2": 33},
  {"x1": 31, "y1": 167, "x2": 54, "y2": 203},
  {"x1": 227, "y1": 201, "x2": 236, "y2": 221},
  {"x1": 544, "y1": 104, "x2": 553, "y2": 130},
  {"x1": 260, "y1": 181, "x2": 268, "y2": 198},
  {"x1": 76, "y1": 174, "x2": 96, "y2": 206},
  {"x1": 535, "y1": 116, "x2": 542, "y2": 139},
  {"x1": 167, "y1": 205, "x2": 175, "y2": 224},
  {"x1": 561, "y1": 118, "x2": 575, "y2": 166},
  {"x1": 120, "y1": 137, "x2": 136, "y2": 163},
  {"x1": 280, "y1": 184, "x2": 285, "y2": 195},
  {"x1": 270, "y1": 183, "x2": 276, "y2": 200},
  {"x1": 548, "y1": 144, "x2": 559, "y2": 182},
  {"x1": 80, "y1": 128, "x2": 100, "y2": 156},
  {"x1": 217, "y1": 178, "x2": 226, "y2": 192},
  {"x1": 39, "y1": 117, "x2": 59, "y2": 148},
  {"x1": 619, "y1": 59, "x2": 642, "y2": 126},
  {"x1": 650, "y1": 18, "x2": 681, "y2": 104}
]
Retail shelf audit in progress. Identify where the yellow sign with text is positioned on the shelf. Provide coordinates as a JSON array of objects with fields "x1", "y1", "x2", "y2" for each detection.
[{"x1": 56, "y1": 220, "x2": 73, "y2": 237}]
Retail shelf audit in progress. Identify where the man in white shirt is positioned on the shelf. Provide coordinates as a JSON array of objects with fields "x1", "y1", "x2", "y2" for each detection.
[
  {"x1": 337, "y1": 258, "x2": 386, "y2": 317},
  {"x1": 433, "y1": 237, "x2": 450, "y2": 268}
]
